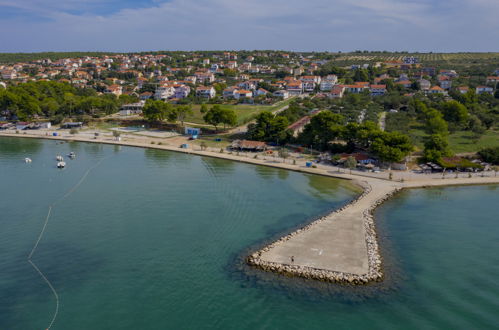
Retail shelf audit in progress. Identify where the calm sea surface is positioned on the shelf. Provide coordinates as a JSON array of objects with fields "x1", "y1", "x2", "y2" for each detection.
[{"x1": 0, "y1": 137, "x2": 498, "y2": 329}]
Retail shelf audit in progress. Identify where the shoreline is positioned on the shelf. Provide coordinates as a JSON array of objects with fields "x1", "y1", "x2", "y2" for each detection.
[{"x1": 2, "y1": 132, "x2": 499, "y2": 285}]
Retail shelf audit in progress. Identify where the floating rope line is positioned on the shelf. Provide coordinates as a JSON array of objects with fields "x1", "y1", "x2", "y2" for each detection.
[{"x1": 27, "y1": 156, "x2": 108, "y2": 329}]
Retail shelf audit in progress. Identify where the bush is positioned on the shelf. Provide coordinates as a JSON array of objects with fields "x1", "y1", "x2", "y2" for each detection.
[
  {"x1": 478, "y1": 146, "x2": 499, "y2": 165},
  {"x1": 69, "y1": 128, "x2": 78, "y2": 135}
]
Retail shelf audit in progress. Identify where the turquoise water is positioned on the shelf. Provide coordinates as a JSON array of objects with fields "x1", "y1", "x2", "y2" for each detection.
[{"x1": 1, "y1": 137, "x2": 498, "y2": 329}]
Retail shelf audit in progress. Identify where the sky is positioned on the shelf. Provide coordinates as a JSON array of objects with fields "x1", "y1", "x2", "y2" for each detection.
[{"x1": 0, "y1": 0, "x2": 498, "y2": 53}]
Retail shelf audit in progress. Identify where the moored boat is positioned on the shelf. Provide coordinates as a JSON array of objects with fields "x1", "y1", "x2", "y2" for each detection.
[{"x1": 57, "y1": 161, "x2": 66, "y2": 168}]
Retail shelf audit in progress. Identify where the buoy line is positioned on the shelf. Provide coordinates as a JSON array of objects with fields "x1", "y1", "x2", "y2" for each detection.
[{"x1": 27, "y1": 156, "x2": 109, "y2": 329}]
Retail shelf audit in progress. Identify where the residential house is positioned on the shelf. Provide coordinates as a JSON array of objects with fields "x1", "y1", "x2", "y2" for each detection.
[
  {"x1": 209, "y1": 64, "x2": 219, "y2": 73},
  {"x1": 223, "y1": 86, "x2": 238, "y2": 99},
  {"x1": 234, "y1": 90, "x2": 252, "y2": 99},
  {"x1": 195, "y1": 72, "x2": 215, "y2": 83},
  {"x1": 457, "y1": 86, "x2": 469, "y2": 94},
  {"x1": 1, "y1": 70, "x2": 16, "y2": 80},
  {"x1": 319, "y1": 75, "x2": 338, "y2": 91},
  {"x1": 140, "y1": 92, "x2": 153, "y2": 100},
  {"x1": 476, "y1": 86, "x2": 494, "y2": 95},
  {"x1": 226, "y1": 61, "x2": 238, "y2": 69},
  {"x1": 403, "y1": 56, "x2": 419, "y2": 64},
  {"x1": 396, "y1": 80, "x2": 412, "y2": 88},
  {"x1": 119, "y1": 101, "x2": 145, "y2": 116},
  {"x1": 329, "y1": 85, "x2": 345, "y2": 98},
  {"x1": 174, "y1": 85, "x2": 191, "y2": 99},
  {"x1": 286, "y1": 80, "x2": 303, "y2": 95},
  {"x1": 185, "y1": 76, "x2": 197, "y2": 84},
  {"x1": 439, "y1": 70, "x2": 458, "y2": 78},
  {"x1": 486, "y1": 76, "x2": 499, "y2": 85},
  {"x1": 254, "y1": 88, "x2": 269, "y2": 97},
  {"x1": 196, "y1": 86, "x2": 216, "y2": 99},
  {"x1": 154, "y1": 84, "x2": 175, "y2": 100},
  {"x1": 344, "y1": 82, "x2": 368, "y2": 94},
  {"x1": 300, "y1": 76, "x2": 321, "y2": 92},
  {"x1": 137, "y1": 77, "x2": 149, "y2": 89},
  {"x1": 104, "y1": 84, "x2": 123, "y2": 96},
  {"x1": 438, "y1": 75, "x2": 452, "y2": 89},
  {"x1": 422, "y1": 67, "x2": 436, "y2": 76},
  {"x1": 418, "y1": 79, "x2": 431, "y2": 91},
  {"x1": 428, "y1": 86, "x2": 447, "y2": 95},
  {"x1": 370, "y1": 85, "x2": 387, "y2": 96},
  {"x1": 238, "y1": 80, "x2": 257, "y2": 91},
  {"x1": 273, "y1": 90, "x2": 290, "y2": 99}
]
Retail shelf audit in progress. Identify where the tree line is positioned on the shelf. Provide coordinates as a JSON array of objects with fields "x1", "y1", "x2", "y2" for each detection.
[{"x1": 0, "y1": 81, "x2": 136, "y2": 122}]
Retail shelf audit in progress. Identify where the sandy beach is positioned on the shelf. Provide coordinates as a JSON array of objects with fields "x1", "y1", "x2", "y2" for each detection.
[{"x1": 2, "y1": 129, "x2": 498, "y2": 284}]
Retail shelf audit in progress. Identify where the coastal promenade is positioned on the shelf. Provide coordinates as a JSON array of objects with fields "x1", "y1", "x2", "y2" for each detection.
[{"x1": 2, "y1": 131, "x2": 499, "y2": 284}]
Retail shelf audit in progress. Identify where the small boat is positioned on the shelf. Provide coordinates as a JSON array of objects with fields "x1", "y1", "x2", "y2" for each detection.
[
  {"x1": 56, "y1": 155, "x2": 64, "y2": 161},
  {"x1": 57, "y1": 161, "x2": 66, "y2": 169},
  {"x1": 25, "y1": 158, "x2": 32, "y2": 163},
  {"x1": 68, "y1": 152, "x2": 76, "y2": 159}
]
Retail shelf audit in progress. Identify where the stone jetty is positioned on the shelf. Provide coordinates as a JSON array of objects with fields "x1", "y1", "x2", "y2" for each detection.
[{"x1": 247, "y1": 180, "x2": 402, "y2": 285}]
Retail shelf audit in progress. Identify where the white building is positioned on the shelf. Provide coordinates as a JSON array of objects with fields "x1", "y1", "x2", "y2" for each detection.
[
  {"x1": 476, "y1": 86, "x2": 494, "y2": 95},
  {"x1": 174, "y1": 85, "x2": 191, "y2": 99},
  {"x1": 154, "y1": 85, "x2": 175, "y2": 100},
  {"x1": 196, "y1": 86, "x2": 216, "y2": 99},
  {"x1": 319, "y1": 75, "x2": 338, "y2": 91},
  {"x1": 119, "y1": 101, "x2": 145, "y2": 116},
  {"x1": 273, "y1": 90, "x2": 290, "y2": 99}
]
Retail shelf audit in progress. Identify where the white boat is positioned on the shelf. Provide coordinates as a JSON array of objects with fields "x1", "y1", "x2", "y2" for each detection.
[
  {"x1": 56, "y1": 155, "x2": 64, "y2": 161},
  {"x1": 57, "y1": 161, "x2": 66, "y2": 168},
  {"x1": 68, "y1": 152, "x2": 76, "y2": 158},
  {"x1": 25, "y1": 158, "x2": 32, "y2": 163}
]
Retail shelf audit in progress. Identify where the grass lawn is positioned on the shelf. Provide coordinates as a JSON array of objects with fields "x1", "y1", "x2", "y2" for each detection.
[
  {"x1": 184, "y1": 98, "x2": 294, "y2": 126},
  {"x1": 408, "y1": 124, "x2": 499, "y2": 154},
  {"x1": 448, "y1": 130, "x2": 499, "y2": 153}
]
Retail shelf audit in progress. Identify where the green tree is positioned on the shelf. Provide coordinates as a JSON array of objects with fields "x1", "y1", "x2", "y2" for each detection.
[
  {"x1": 441, "y1": 101, "x2": 468, "y2": 127},
  {"x1": 174, "y1": 105, "x2": 193, "y2": 127},
  {"x1": 423, "y1": 134, "x2": 452, "y2": 162},
  {"x1": 143, "y1": 99, "x2": 172, "y2": 122},
  {"x1": 220, "y1": 108, "x2": 237, "y2": 129},
  {"x1": 299, "y1": 111, "x2": 344, "y2": 150},
  {"x1": 247, "y1": 111, "x2": 291, "y2": 144},
  {"x1": 370, "y1": 131, "x2": 413, "y2": 163},
  {"x1": 203, "y1": 105, "x2": 224, "y2": 131},
  {"x1": 344, "y1": 156, "x2": 357, "y2": 173}
]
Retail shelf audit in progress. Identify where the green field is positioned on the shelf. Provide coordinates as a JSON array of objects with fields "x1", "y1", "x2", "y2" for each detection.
[
  {"x1": 409, "y1": 125, "x2": 499, "y2": 154},
  {"x1": 184, "y1": 98, "x2": 294, "y2": 126}
]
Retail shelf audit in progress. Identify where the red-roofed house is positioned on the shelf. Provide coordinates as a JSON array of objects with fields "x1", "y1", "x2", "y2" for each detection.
[
  {"x1": 196, "y1": 86, "x2": 216, "y2": 99},
  {"x1": 370, "y1": 85, "x2": 387, "y2": 96},
  {"x1": 476, "y1": 86, "x2": 494, "y2": 95},
  {"x1": 486, "y1": 76, "x2": 499, "y2": 84},
  {"x1": 428, "y1": 86, "x2": 446, "y2": 95}
]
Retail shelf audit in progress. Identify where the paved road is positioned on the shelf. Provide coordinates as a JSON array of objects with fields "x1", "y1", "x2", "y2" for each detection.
[{"x1": 379, "y1": 111, "x2": 387, "y2": 131}]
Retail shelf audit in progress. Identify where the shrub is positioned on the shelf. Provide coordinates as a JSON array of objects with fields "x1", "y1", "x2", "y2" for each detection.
[{"x1": 478, "y1": 146, "x2": 499, "y2": 165}]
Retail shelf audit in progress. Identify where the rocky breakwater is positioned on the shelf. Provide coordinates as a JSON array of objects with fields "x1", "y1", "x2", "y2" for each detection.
[{"x1": 247, "y1": 180, "x2": 401, "y2": 285}]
